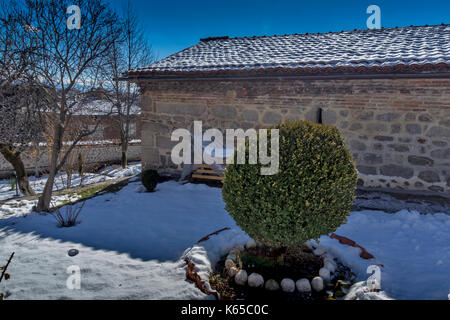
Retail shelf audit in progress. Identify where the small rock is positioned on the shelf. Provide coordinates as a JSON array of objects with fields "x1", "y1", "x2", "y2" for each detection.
[
  {"x1": 245, "y1": 239, "x2": 256, "y2": 250},
  {"x1": 319, "y1": 268, "x2": 331, "y2": 281},
  {"x1": 248, "y1": 273, "x2": 264, "y2": 288},
  {"x1": 296, "y1": 278, "x2": 311, "y2": 293},
  {"x1": 280, "y1": 278, "x2": 295, "y2": 293},
  {"x1": 68, "y1": 249, "x2": 79, "y2": 257},
  {"x1": 311, "y1": 277, "x2": 324, "y2": 292},
  {"x1": 228, "y1": 267, "x2": 238, "y2": 277},
  {"x1": 324, "y1": 261, "x2": 336, "y2": 273},
  {"x1": 265, "y1": 279, "x2": 280, "y2": 291},
  {"x1": 225, "y1": 259, "x2": 235, "y2": 269},
  {"x1": 235, "y1": 270, "x2": 248, "y2": 286}
]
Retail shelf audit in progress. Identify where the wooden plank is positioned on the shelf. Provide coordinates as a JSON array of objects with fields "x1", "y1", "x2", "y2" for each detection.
[
  {"x1": 196, "y1": 164, "x2": 212, "y2": 169},
  {"x1": 194, "y1": 169, "x2": 221, "y2": 175},
  {"x1": 191, "y1": 174, "x2": 224, "y2": 181}
]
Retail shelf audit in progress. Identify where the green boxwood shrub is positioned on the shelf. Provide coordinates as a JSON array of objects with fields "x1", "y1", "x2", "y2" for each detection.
[
  {"x1": 142, "y1": 169, "x2": 159, "y2": 192},
  {"x1": 222, "y1": 120, "x2": 358, "y2": 248}
]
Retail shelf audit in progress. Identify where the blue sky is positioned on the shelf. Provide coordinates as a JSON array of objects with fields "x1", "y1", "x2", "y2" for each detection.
[{"x1": 109, "y1": 0, "x2": 450, "y2": 61}]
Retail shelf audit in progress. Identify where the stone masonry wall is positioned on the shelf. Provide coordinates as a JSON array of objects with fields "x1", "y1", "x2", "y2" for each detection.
[{"x1": 139, "y1": 78, "x2": 450, "y2": 195}]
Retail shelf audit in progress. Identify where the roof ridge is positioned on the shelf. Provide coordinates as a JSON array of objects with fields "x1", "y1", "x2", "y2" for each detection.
[
  {"x1": 200, "y1": 36, "x2": 229, "y2": 42},
  {"x1": 201, "y1": 23, "x2": 450, "y2": 42}
]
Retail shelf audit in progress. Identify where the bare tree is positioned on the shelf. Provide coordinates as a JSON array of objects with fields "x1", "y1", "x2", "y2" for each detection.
[
  {"x1": 104, "y1": 0, "x2": 154, "y2": 168},
  {"x1": 0, "y1": 83, "x2": 45, "y2": 196},
  {"x1": 41, "y1": 101, "x2": 107, "y2": 189},
  {"x1": 10, "y1": 0, "x2": 122, "y2": 212},
  {"x1": 0, "y1": 1, "x2": 43, "y2": 196}
]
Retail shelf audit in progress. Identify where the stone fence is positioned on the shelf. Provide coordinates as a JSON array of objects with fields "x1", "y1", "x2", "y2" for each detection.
[{"x1": 0, "y1": 141, "x2": 141, "y2": 179}]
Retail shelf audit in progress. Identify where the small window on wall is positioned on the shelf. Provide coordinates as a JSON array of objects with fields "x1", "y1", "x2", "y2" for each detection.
[
  {"x1": 88, "y1": 124, "x2": 103, "y2": 140},
  {"x1": 318, "y1": 108, "x2": 323, "y2": 124}
]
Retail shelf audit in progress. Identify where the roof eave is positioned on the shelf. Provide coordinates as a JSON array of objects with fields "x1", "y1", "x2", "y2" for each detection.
[{"x1": 121, "y1": 63, "x2": 450, "y2": 82}]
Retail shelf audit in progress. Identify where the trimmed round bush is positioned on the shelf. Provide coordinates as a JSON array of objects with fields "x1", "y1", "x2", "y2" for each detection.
[
  {"x1": 222, "y1": 120, "x2": 358, "y2": 248},
  {"x1": 142, "y1": 169, "x2": 158, "y2": 192}
]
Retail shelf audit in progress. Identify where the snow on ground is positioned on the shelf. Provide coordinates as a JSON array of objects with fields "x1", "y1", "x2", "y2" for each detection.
[
  {"x1": 0, "y1": 163, "x2": 141, "y2": 202},
  {"x1": 0, "y1": 193, "x2": 82, "y2": 219},
  {"x1": 99, "y1": 163, "x2": 141, "y2": 180},
  {"x1": 0, "y1": 181, "x2": 248, "y2": 300},
  {"x1": 318, "y1": 210, "x2": 450, "y2": 300},
  {"x1": 0, "y1": 177, "x2": 449, "y2": 300}
]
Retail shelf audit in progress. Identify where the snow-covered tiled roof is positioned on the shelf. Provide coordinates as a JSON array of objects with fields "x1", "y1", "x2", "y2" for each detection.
[
  {"x1": 73, "y1": 99, "x2": 141, "y2": 116},
  {"x1": 126, "y1": 25, "x2": 450, "y2": 77}
]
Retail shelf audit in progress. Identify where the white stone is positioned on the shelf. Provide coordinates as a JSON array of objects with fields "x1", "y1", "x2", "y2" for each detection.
[
  {"x1": 248, "y1": 273, "x2": 264, "y2": 288},
  {"x1": 225, "y1": 259, "x2": 235, "y2": 269},
  {"x1": 245, "y1": 239, "x2": 257, "y2": 249},
  {"x1": 295, "y1": 278, "x2": 312, "y2": 293},
  {"x1": 265, "y1": 279, "x2": 280, "y2": 291},
  {"x1": 280, "y1": 278, "x2": 295, "y2": 293},
  {"x1": 323, "y1": 257, "x2": 336, "y2": 267},
  {"x1": 324, "y1": 261, "x2": 336, "y2": 273},
  {"x1": 319, "y1": 268, "x2": 331, "y2": 281},
  {"x1": 227, "y1": 253, "x2": 237, "y2": 262},
  {"x1": 311, "y1": 277, "x2": 324, "y2": 292},
  {"x1": 235, "y1": 270, "x2": 248, "y2": 286},
  {"x1": 313, "y1": 246, "x2": 326, "y2": 256},
  {"x1": 304, "y1": 241, "x2": 314, "y2": 250},
  {"x1": 228, "y1": 266, "x2": 238, "y2": 277}
]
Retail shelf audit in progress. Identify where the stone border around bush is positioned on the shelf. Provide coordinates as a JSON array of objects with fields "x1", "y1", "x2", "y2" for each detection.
[{"x1": 224, "y1": 240, "x2": 340, "y2": 295}]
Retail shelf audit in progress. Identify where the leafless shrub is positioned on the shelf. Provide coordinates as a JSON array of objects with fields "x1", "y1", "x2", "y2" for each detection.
[{"x1": 51, "y1": 201, "x2": 86, "y2": 228}]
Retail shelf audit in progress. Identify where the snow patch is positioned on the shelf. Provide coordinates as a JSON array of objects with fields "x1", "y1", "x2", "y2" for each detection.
[{"x1": 0, "y1": 177, "x2": 449, "y2": 300}]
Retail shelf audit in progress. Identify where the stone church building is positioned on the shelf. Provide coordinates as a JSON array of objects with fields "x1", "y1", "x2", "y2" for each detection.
[{"x1": 124, "y1": 25, "x2": 450, "y2": 195}]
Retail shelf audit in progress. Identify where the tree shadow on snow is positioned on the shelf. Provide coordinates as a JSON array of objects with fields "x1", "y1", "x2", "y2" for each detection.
[{"x1": 0, "y1": 181, "x2": 239, "y2": 262}]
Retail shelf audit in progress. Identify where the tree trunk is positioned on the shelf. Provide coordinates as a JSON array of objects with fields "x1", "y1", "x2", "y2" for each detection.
[
  {"x1": 34, "y1": 162, "x2": 40, "y2": 178},
  {"x1": 36, "y1": 121, "x2": 64, "y2": 212},
  {"x1": 0, "y1": 146, "x2": 35, "y2": 196},
  {"x1": 121, "y1": 142, "x2": 128, "y2": 168},
  {"x1": 66, "y1": 169, "x2": 72, "y2": 189},
  {"x1": 34, "y1": 147, "x2": 42, "y2": 178},
  {"x1": 36, "y1": 147, "x2": 58, "y2": 212},
  {"x1": 36, "y1": 172, "x2": 55, "y2": 212}
]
